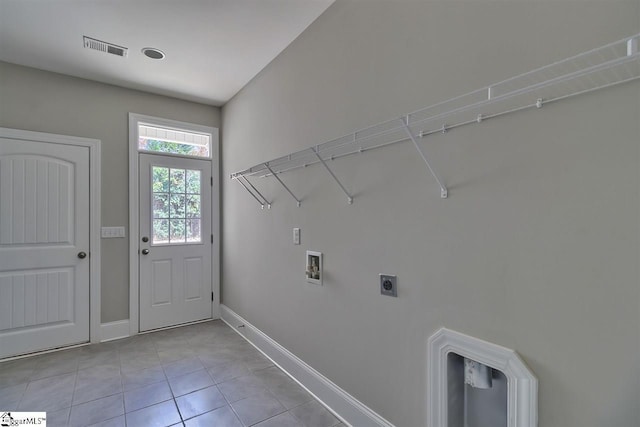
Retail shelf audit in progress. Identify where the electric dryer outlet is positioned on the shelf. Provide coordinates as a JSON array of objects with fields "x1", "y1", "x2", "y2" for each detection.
[{"x1": 380, "y1": 274, "x2": 397, "y2": 297}]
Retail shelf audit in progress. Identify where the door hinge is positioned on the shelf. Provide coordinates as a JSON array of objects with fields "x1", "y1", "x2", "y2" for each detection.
[
  {"x1": 211, "y1": 292, "x2": 214, "y2": 301},
  {"x1": 210, "y1": 176, "x2": 213, "y2": 186},
  {"x1": 211, "y1": 234, "x2": 213, "y2": 244}
]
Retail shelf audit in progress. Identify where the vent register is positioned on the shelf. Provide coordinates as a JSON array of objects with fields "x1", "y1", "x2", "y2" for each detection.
[
  {"x1": 83, "y1": 36, "x2": 128, "y2": 57},
  {"x1": 83, "y1": 36, "x2": 165, "y2": 60}
]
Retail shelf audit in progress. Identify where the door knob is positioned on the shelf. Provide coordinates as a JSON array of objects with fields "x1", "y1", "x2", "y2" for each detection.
[
  {"x1": 141, "y1": 249, "x2": 150, "y2": 255},
  {"x1": 77, "y1": 252, "x2": 87, "y2": 259}
]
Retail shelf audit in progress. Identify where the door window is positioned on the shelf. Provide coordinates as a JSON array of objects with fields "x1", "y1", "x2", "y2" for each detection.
[{"x1": 152, "y1": 166, "x2": 201, "y2": 245}]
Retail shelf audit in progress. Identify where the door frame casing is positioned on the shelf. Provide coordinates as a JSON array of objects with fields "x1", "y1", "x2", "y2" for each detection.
[
  {"x1": 0, "y1": 126, "x2": 102, "y2": 344},
  {"x1": 128, "y1": 113, "x2": 220, "y2": 336}
]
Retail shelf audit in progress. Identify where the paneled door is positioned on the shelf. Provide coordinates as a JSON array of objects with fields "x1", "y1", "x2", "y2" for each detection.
[
  {"x1": 139, "y1": 154, "x2": 212, "y2": 331},
  {"x1": 0, "y1": 138, "x2": 90, "y2": 358}
]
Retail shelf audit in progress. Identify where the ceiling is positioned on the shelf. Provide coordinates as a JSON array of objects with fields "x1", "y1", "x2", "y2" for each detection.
[{"x1": 0, "y1": 0, "x2": 334, "y2": 106}]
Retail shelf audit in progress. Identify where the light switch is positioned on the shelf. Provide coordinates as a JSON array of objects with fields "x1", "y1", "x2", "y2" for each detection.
[
  {"x1": 293, "y1": 228, "x2": 300, "y2": 245},
  {"x1": 101, "y1": 226, "x2": 126, "y2": 238}
]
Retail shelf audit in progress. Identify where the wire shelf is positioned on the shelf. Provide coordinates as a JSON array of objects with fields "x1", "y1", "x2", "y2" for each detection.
[{"x1": 231, "y1": 34, "x2": 640, "y2": 207}]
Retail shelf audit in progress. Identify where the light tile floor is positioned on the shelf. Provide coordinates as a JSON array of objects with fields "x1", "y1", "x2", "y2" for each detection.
[{"x1": 0, "y1": 320, "x2": 345, "y2": 427}]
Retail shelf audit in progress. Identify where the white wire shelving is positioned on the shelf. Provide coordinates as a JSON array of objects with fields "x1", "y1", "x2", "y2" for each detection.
[{"x1": 231, "y1": 34, "x2": 640, "y2": 208}]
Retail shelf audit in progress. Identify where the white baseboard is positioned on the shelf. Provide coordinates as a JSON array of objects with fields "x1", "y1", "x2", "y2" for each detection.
[
  {"x1": 100, "y1": 319, "x2": 131, "y2": 342},
  {"x1": 220, "y1": 304, "x2": 394, "y2": 427}
]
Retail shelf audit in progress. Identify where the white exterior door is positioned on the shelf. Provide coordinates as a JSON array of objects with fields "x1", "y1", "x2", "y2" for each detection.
[
  {"x1": 0, "y1": 138, "x2": 90, "y2": 358},
  {"x1": 139, "y1": 154, "x2": 212, "y2": 331}
]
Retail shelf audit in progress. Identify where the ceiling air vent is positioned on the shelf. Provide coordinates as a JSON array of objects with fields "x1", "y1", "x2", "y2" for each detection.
[{"x1": 83, "y1": 36, "x2": 128, "y2": 57}]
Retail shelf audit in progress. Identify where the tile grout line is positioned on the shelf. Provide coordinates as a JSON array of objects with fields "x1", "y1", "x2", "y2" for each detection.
[
  {"x1": 218, "y1": 371, "x2": 244, "y2": 426},
  {"x1": 3, "y1": 321, "x2": 336, "y2": 427}
]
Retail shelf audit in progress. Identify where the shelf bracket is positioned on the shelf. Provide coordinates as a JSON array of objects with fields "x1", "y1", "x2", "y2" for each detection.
[
  {"x1": 235, "y1": 174, "x2": 269, "y2": 209},
  {"x1": 240, "y1": 174, "x2": 271, "y2": 209},
  {"x1": 311, "y1": 147, "x2": 353, "y2": 204},
  {"x1": 402, "y1": 116, "x2": 448, "y2": 199},
  {"x1": 264, "y1": 163, "x2": 302, "y2": 207},
  {"x1": 628, "y1": 37, "x2": 638, "y2": 56}
]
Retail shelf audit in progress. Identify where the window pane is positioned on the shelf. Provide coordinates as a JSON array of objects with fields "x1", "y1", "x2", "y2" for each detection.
[
  {"x1": 170, "y1": 169, "x2": 185, "y2": 193},
  {"x1": 169, "y1": 194, "x2": 186, "y2": 218},
  {"x1": 152, "y1": 167, "x2": 169, "y2": 193},
  {"x1": 186, "y1": 219, "x2": 201, "y2": 242},
  {"x1": 149, "y1": 160, "x2": 205, "y2": 244},
  {"x1": 139, "y1": 139, "x2": 210, "y2": 158},
  {"x1": 169, "y1": 219, "x2": 186, "y2": 243},
  {"x1": 153, "y1": 194, "x2": 169, "y2": 218},
  {"x1": 138, "y1": 124, "x2": 211, "y2": 158},
  {"x1": 186, "y1": 195, "x2": 201, "y2": 218},
  {"x1": 153, "y1": 219, "x2": 169, "y2": 244},
  {"x1": 186, "y1": 170, "x2": 201, "y2": 194}
]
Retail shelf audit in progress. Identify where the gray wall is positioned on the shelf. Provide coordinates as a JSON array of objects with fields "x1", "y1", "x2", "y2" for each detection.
[
  {"x1": 0, "y1": 61, "x2": 221, "y2": 322},
  {"x1": 222, "y1": 1, "x2": 639, "y2": 426}
]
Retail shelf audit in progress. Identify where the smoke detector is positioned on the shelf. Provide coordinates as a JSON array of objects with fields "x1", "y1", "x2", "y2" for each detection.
[{"x1": 83, "y1": 36, "x2": 128, "y2": 57}]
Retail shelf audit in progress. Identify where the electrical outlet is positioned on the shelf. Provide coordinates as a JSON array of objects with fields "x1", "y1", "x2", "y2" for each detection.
[
  {"x1": 293, "y1": 228, "x2": 300, "y2": 245},
  {"x1": 380, "y1": 274, "x2": 397, "y2": 297}
]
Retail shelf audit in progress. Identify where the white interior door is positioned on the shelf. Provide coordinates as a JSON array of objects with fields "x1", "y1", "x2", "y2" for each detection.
[
  {"x1": 139, "y1": 154, "x2": 212, "y2": 331},
  {"x1": 0, "y1": 138, "x2": 90, "y2": 358}
]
